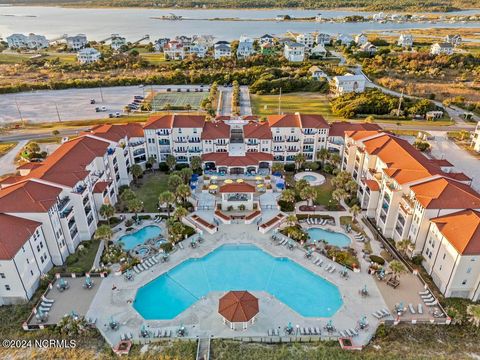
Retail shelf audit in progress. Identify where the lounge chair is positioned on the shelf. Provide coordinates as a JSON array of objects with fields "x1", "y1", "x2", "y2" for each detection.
[
  {"x1": 422, "y1": 296, "x2": 434, "y2": 303},
  {"x1": 345, "y1": 329, "x2": 353, "y2": 336},
  {"x1": 42, "y1": 297, "x2": 54, "y2": 304},
  {"x1": 339, "y1": 330, "x2": 347, "y2": 337},
  {"x1": 425, "y1": 300, "x2": 438, "y2": 306},
  {"x1": 419, "y1": 290, "x2": 430, "y2": 296},
  {"x1": 372, "y1": 311, "x2": 382, "y2": 319},
  {"x1": 329, "y1": 266, "x2": 336, "y2": 273},
  {"x1": 421, "y1": 293, "x2": 433, "y2": 299},
  {"x1": 351, "y1": 328, "x2": 359, "y2": 336},
  {"x1": 274, "y1": 329, "x2": 279, "y2": 336},
  {"x1": 381, "y1": 309, "x2": 390, "y2": 317},
  {"x1": 151, "y1": 257, "x2": 159, "y2": 264},
  {"x1": 318, "y1": 259, "x2": 323, "y2": 267},
  {"x1": 301, "y1": 327, "x2": 306, "y2": 335},
  {"x1": 267, "y1": 329, "x2": 272, "y2": 336},
  {"x1": 408, "y1": 303, "x2": 416, "y2": 314},
  {"x1": 40, "y1": 301, "x2": 53, "y2": 308},
  {"x1": 418, "y1": 304, "x2": 423, "y2": 314},
  {"x1": 38, "y1": 306, "x2": 50, "y2": 313},
  {"x1": 315, "y1": 327, "x2": 321, "y2": 335},
  {"x1": 137, "y1": 264, "x2": 145, "y2": 271},
  {"x1": 133, "y1": 266, "x2": 140, "y2": 273}
]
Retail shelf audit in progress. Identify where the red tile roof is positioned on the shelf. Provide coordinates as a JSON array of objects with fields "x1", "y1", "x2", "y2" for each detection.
[
  {"x1": 345, "y1": 130, "x2": 382, "y2": 141},
  {"x1": 365, "y1": 179, "x2": 380, "y2": 191},
  {"x1": 144, "y1": 114, "x2": 206, "y2": 129},
  {"x1": 86, "y1": 123, "x2": 144, "y2": 141},
  {"x1": 202, "y1": 152, "x2": 273, "y2": 167},
  {"x1": 243, "y1": 122, "x2": 272, "y2": 139},
  {"x1": 431, "y1": 210, "x2": 480, "y2": 255},
  {"x1": 219, "y1": 183, "x2": 256, "y2": 193},
  {"x1": 201, "y1": 121, "x2": 230, "y2": 140},
  {"x1": 16, "y1": 162, "x2": 44, "y2": 170},
  {"x1": 0, "y1": 214, "x2": 42, "y2": 260},
  {"x1": 93, "y1": 181, "x2": 111, "y2": 193},
  {"x1": 329, "y1": 122, "x2": 381, "y2": 137},
  {"x1": 0, "y1": 180, "x2": 61, "y2": 213},
  {"x1": 267, "y1": 113, "x2": 328, "y2": 128},
  {"x1": 218, "y1": 291, "x2": 259, "y2": 322},
  {"x1": 410, "y1": 177, "x2": 480, "y2": 209}
]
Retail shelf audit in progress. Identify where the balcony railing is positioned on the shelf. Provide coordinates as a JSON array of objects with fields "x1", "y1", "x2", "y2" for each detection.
[
  {"x1": 73, "y1": 184, "x2": 87, "y2": 195},
  {"x1": 57, "y1": 197, "x2": 70, "y2": 212},
  {"x1": 60, "y1": 206, "x2": 73, "y2": 218}
]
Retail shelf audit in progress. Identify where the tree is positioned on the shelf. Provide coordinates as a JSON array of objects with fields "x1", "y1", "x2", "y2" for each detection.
[
  {"x1": 294, "y1": 153, "x2": 306, "y2": 171},
  {"x1": 349, "y1": 204, "x2": 361, "y2": 222},
  {"x1": 280, "y1": 189, "x2": 296, "y2": 205},
  {"x1": 272, "y1": 162, "x2": 284, "y2": 174},
  {"x1": 329, "y1": 153, "x2": 341, "y2": 167},
  {"x1": 127, "y1": 198, "x2": 144, "y2": 218},
  {"x1": 130, "y1": 164, "x2": 143, "y2": 185},
  {"x1": 396, "y1": 239, "x2": 412, "y2": 255},
  {"x1": 317, "y1": 148, "x2": 330, "y2": 166},
  {"x1": 185, "y1": 104, "x2": 192, "y2": 112},
  {"x1": 332, "y1": 188, "x2": 348, "y2": 203},
  {"x1": 120, "y1": 188, "x2": 136, "y2": 203},
  {"x1": 26, "y1": 142, "x2": 40, "y2": 154},
  {"x1": 180, "y1": 167, "x2": 193, "y2": 184},
  {"x1": 295, "y1": 179, "x2": 309, "y2": 195},
  {"x1": 173, "y1": 206, "x2": 188, "y2": 221},
  {"x1": 286, "y1": 214, "x2": 298, "y2": 227},
  {"x1": 168, "y1": 174, "x2": 183, "y2": 192},
  {"x1": 167, "y1": 220, "x2": 185, "y2": 243},
  {"x1": 94, "y1": 224, "x2": 113, "y2": 250},
  {"x1": 164, "y1": 103, "x2": 172, "y2": 112},
  {"x1": 389, "y1": 260, "x2": 407, "y2": 283},
  {"x1": 158, "y1": 191, "x2": 175, "y2": 217},
  {"x1": 300, "y1": 186, "x2": 317, "y2": 206},
  {"x1": 146, "y1": 156, "x2": 157, "y2": 172},
  {"x1": 99, "y1": 204, "x2": 115, "y2": 225},
  {"x1": 190, "y1": 156, "x2": 202, "y2": 172},
  {"x1": 176, "y1": 184, "x2": 191, "y2": 204},
  {"x1": 165, "y1": 154, "x2": 176, "y2": 171}
]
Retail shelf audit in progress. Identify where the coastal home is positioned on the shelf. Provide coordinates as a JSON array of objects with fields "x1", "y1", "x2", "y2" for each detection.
[
  {"x1": 315, "y1": 14, "x2": 322, "y2": 22},
  {"x1": 472, "y1": 122, "x2": 480, "y2": 153},
  {"x1": 315, "y1": 33, "x2": 332, "y2": 45},
  {"x1": 175, "y1": 35, "x2": 193, "y2": 52},
  {"x1": 337, "y1": 34, "x2": 353, "y2": 46},
  {"x1": 332, "y1": 73, "x2": 367, "y2": 95},
  {"x1": 110, "y1": 34, "x2": 127, "y2": 51},
  {"x1": 431, "y1": 42, "x2": 454, "y2": 56},
  {"x1": 445, "y1": 34, "x2": 462, "y2": 47},
  {"x1": 66, "y1": 34, "x2": 88, "y2": 51},
  {"x1": 310, "y1": 44, "x2": 327, "y2": 58},
  {"x1": 283, "y1": 42, "x2": 305, "y2": 62},
  {"x1": 6, "y1": 33, "x2": 48, "y2": 50},
  {"x1": 359, "y1": 42, "x2": 377, "y2": 55},
  {"x1": 397, "y1": 34, "x2": 414, "y2": 48},
  {"x1": 189, "y1": 43, "x2": 208, "y2": 58},
  {"x1": 309, "y1": 66, "x2": 327, "y2": 80},
  {"x1": 422, "y1": 209, "x2": 480, "y2": 301},
  {"x1": 192, "y1": 34, "x2": 215, "y2": 47},
  {"x1": 259, "y1": 34, "x2": 274, "y2": 45},
  {"x1": 260, "y1": 42, "x2": 275, "y2": 56},
  {"x1": 296, "y1": 32, "x2": 315, "y2": 49},
  {"x1": 164, "y1": 41, "x2": 186, "y2": 60},
  {"x1": 237, "y1": 36, "x2": 255, "y2": 59},
  {"x1": 154, "y1": 38, "x2": 170, "y2": 52},
  {"x1": 77, "y1": 48, "x2": 101, "y2": 63},
  {"x1": 354, "y1": 33, "x2": 368, "y2": 45},
  {"x1": 214, "y1": 41, "x2": 231, "y2": 59}
]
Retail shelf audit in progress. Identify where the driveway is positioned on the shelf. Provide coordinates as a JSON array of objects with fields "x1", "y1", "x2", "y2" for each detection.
[{"x1": 0, "y1": 139, "x2": 27, "y2": 176}]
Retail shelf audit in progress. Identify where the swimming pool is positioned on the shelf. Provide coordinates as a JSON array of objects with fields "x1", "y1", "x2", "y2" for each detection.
[
  {"x1": 307, "y1": 228, "x2": 351, "y2": 247},
  {"x1": 133, "y1": 244, "x2": 342, "y2": 319},
  {"x1": 303, "y1": 175, "x2": 317, "y2": 182},
  {"x1": 118, "y1": 225, "x2": 162, "y2": 250}
]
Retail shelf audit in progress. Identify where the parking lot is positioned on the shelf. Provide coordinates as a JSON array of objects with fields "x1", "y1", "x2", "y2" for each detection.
[{"x1": 0, "y1": 85, "x2": 207, "y2": 125}]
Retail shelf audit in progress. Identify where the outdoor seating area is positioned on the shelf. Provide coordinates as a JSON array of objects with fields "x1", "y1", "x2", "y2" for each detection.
[{"x1": 131, "y1": 253, "x2": 163, "y2": 274}]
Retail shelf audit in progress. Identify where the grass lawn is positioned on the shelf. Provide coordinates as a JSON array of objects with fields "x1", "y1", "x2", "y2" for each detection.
[
  {"x1": 53, "y1": 240, "x2": 101, "y2": 273},
  {"x1": 140, "y1": 52, "x2": 175, "y2": 65},
  {"x1": 314, "y1": 174, "x2": 335, "y2": 206},
  {"x1": 0, "y1": 53, "x2": 32, "y2": 64},
  {"x1": 250, "y1": 92, "x2": 342, "y2": 121},
  {"x1": 133, "y1": 172, "x2": 169, "y2": 212},
  {"x1": 0, "y1": 142, "x2": 18, "y2": 157}
]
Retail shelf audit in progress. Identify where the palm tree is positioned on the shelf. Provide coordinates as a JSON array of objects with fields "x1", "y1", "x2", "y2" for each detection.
[
  {"x1": 317, "y1": 148, "x2": 330, "y2": 166},
  {"x1": 127, "y1": 198, "x2": 144, "y2": 219},
  {"x1": 345, "y1": 180, "x2": 358, "y2": 195},
  {"x1": 286, "y1": 214, "x2": 298, "y2": 227},
  {"x1": 396, "y1": 239, "x2": 412, "y2": 255},
  {"x1": 180, "y1": 167, "x2": 193, "y2": 184},
  {"x1": 175, "y1": 184, "x2": 191, "y2": 204},
  {"x1": 168, "y1": 221, "x2": 185, "y2": 243},
  {"x1": 165, "y1": 154, "x2": 176, "y2": 172},
  {"x1": 120, "y1": 188, "x2": 136, "y2": 203},
  {"x1": 294, "y1": 153, "x2": 306, "y2": 172},
  {"x1": 329, "y1": 153, "x2": 341, "y2": 168},
  {"x1": 300, "y1": 186, "x2": 317, "y2": 206},
  {"x1": 94, "y1": 224, "x2": 113, "y2": 250},
  {"x1": 167, "y1": 174, "x2": 183, "y2": 192},
  {"x1": 332, "y1": 188, "x2": 348, "y2": 203},
  {"x1": 130, "y1": 164, "x2": 143, "y2": 185},
  {"x1": 467, "y1": 305, "x2": 480, "y2": 327},
  {"x1": 158, "y1": 191, "x2": 175, "y2": 217},
  {"x1": 389, "y1": 260, "x2": 407, "y2": 283},
  {"x1": 295, "y1": 179, "x2": 309, "y2": 195},
  {"x1": 280, "y1": 189, "x2": 296, "y2": 205},
  {"x1": 164, "y1": 103, "x2": 172, "y2": 113},
  {"x1": 272, "y1": 162, "x2": 284, "y2": 174},
  {"x1": 146, "y1": 156, "x2": 157, "y2": 172},
  {"x1": 99, "y1": 204, "x2": 115, "y2": 225},
  {"x1": 173, "y1": 206, "x2": 188, "y2": 221},
  {"x1": 349, "y1": 204, "x2": 361, "y2": 223},
  {"x1": 190, "y1": 156, "x2": 202, "y2": 172},
  {"x1": 185, "y1": 104, "x2": 192, "y2": 112}
]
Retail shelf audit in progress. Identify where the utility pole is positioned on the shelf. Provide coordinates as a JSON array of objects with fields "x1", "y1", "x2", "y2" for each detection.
[
  {"x1": 278, "y1": 87, "x2": 282, "y2": 115},
  {"x1": 55, "y1": 103, "x2": 61, "y2": 122},
  {"x1": 397, "y1": 89, "x2": 404, "y2": 117},
  {"x1": 14, "y1": 98, "x2": 24, "y2": 126},
  {"x1": 99, "y1": 86, "x2": 104, "y2": 102}
]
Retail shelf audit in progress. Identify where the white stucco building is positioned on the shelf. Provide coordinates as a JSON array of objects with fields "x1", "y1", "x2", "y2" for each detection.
[
  {"x1": 77, "y1": 48, "x2": 101, "y2": 63},
  {"x1": 431, "y1": 43, "x2": 454, "y2": 55},
  {"x1": 398, "y1": 34, "x2": 413, "y2": 48},
  {"x1": 283, "y1": 42, "x2": 305, "y2": 62},
  {"x1": 66, "y1": 34, "x2": 88, "y2": 50},
  {"x1": 332, "y1": 74, "x2": 367, "y2": 95},
  {"x1": 214, "y1": 41, "x2": 231, "y2": 59},
  {"x1": 6, "y1": 33, "x2": 49, "y2": 49}
]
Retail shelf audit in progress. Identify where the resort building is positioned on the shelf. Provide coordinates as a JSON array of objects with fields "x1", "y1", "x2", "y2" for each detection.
[
  {"x1": 6, "y1": 33, "x2": 49, "y2": 49},
  {"x1": 332, "y1": 74, "x2": 367, "y2": 95},
  {"x1": 77, "y1": 48, "x2": 101, "y2": 64},
  {"x1": 66, "y1": 34, "x2": 88, "y2": 50},
  {"x1": 398, "y1": 34, "x2": 413, "y2": 48},
  {"x1": 283, "y1": 42, "x2": 305, "y2": 62},
  {"x1": 219, "y1": 183, "x2": 256, "y2": 211},
  {"x1": 214, "y1": 41, "x2": 232, "y2": 59},
  {"x1": 472, "y1": 122, "x2": 480, "y2": 153},
  {"x1": 296, "y1": 33, "x2": 315, "y2": 49},
  {"x1": 164, "y1": 41, "x2": 186, "y2": 60},
  {"x1": 236, "y1": 36, "x2": 255, "y2": 59},
  {"x1": 430, "y1": 43, "x2": 454, "y2": 56}
]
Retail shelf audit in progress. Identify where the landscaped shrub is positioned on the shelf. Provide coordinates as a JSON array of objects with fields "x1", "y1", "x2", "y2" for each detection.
[
  {"x1": 125, "y1": 219, "x2": 134, "y2": 227},
  {"x1": 175, "y1": 163, "x2": 190, "y2": 171},
  {"x1": 284, "y1": 163, "x2": 296, "y2": 172},
  {"x1": 278, "y1": 200, "x2": 294, "y2": 212},
  {"x1": 158, "y1": 162, "x2": 169, "y2": 172},
  {"x1": 160, "y1": 242, "x2": 174, "y2": 253},
  {"x1": 412, "y1": 254, "x2": 424, "y2": 265},
  {"x1": 280, "y1": 225, "x2": 308, "y2": 242},
  {"x1": 118, "y1": 185, "x2": 129, "y2": 195},
  {"x1": 182, "y1": 225, "x2": 196, "y2": 238},
  {"x1": 323, "y1": 163, "x2": 335, "y2": 174},
  {"x1": 139, "y1": 215, "x2": 151, "y2": 220},
  {"x1": 369, "y1": 255, "x2": 385, "y2": 265}
]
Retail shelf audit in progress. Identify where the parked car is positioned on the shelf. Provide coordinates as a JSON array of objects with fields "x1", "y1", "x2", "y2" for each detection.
[{"x1": 90, "y1": 99, "x2": 96, "y2": 104}]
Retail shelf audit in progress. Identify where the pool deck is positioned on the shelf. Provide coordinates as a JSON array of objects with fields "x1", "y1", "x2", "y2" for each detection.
[{"x1": 87, "y1": 223, "x2": 389, "y2": 348}]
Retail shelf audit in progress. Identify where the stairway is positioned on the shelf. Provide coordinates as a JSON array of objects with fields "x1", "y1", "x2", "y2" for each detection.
[{"x1": 196, "y1": 338, "x2": 210, "y2": 360}]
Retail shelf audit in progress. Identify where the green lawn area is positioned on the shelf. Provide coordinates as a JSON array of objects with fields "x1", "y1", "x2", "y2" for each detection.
[
  {"x1": 250, "y1": 92, "x2": 342, "y2": 121},
  {"x1": 0, "y1": 53, "x2": 32, "y2": 64},
  {"x1": 53, "y1": 240, "x2": 100, "y2": 273},
  {"x1": 314, "y1": 174, "x2": 335, "y2": 206},
  {"x1": 140, "y1": 52, "x2": 174, "y2": 65},
  {"x1": 133, "y1": 172, "x2": 169, "y2": 212}
]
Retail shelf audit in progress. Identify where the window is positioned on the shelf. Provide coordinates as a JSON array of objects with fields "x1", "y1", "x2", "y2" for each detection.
[
  {"x1": 443, "y1": 253, "x2": 446, "y2": 260},
  {"x1": 0, "y1": 273, "x2": 5, "y2": 279},
  {"x1": 5, "y1": 285, "x2": 11, "y2": 291},
  {"x1": 462, "y1": 280, "x2": 467, "y2": 285},
  {"x1": 30, "y1": 270, "x2": 34, "y2": 276}
]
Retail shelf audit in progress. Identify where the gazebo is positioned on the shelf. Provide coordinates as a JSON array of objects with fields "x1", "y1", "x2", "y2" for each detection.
[
  {"x1": 219, "y1": 183, "x2": 255, "y2": 211},
  {"x1": 218, "y1": 291, "x2": 259, "y2": 330}
]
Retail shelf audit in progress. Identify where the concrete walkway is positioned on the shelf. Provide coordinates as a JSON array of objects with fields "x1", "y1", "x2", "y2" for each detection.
[{"x1": 0, "y1": 139, "x2": 27, "y2": 176}]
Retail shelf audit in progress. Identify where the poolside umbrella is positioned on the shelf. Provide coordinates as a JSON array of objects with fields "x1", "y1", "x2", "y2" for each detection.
[
  {"x1": 236, "y1": 179, "x2": 244, "y2": 183},
  {"x1": 255, "y1": 176, "x2": 262, "y2": 181},
  {"x1": 211, "y1": 175, "x2": 218, "y2": 180},
  {"x1": 209, "y1": 185, "x2": 218, "y2": 190},
  {"x1": 192, "y1": 174, "x2": 199, "y2": 180},
  {"x1": 224, "y1": 179, "x2": 233, "y2": 184},
  {"x1": 219, "y1": 291, "x2": 259, "y2": 330},
  {"x1": 257, "y1": 183, "x2": 264, "y2": 188}
]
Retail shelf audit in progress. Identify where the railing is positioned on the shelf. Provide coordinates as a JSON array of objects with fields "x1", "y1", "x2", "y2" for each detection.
[
  {"x1": 57, "y1": 197, "x2": 70, "y2": 211},
  {"x1": 60, "y1": 206, "x2": 73, "y2": 218}
]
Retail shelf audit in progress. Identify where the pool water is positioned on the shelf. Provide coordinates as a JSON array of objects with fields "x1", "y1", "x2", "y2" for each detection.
[
  {"x1": 303, "y1": 175, "x2": 317, "y2": 182},
  {"x1": 134, "y1": 244, "x2": 342, "y2": 319},
  {"x1": 307, "y1": 228, "x2": 351, "y2": 247},
  {"x1": 118, "y1": 225, "x2": 161, "y2": 250}
]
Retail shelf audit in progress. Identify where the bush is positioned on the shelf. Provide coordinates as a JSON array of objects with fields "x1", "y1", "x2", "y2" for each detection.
[
  {"x1": 369, "y1": 255, "x2": 385, "y2": 265},
  {"x1": 175, "y1": 163, "x2": 190, "y2": 171},
  {"x1": 284, "y1": 163, "x2": 295, "y2": 172},
  {"x1": 118, "y1": 185, "x2": 129, "y2": 195},
  {"x1": 125, "y1": 219, "x2": 134, "y2": 227},
  {"x1": 182, "y1": 224, "x2": 196, "y2": 238},
  {"x1": 412, "y1": 254, "x2": 424, "y2": 265},
  {"x1": 160, "y1": 242, "x2": 174, "y2": 253},
  {"x1": 158, "y1": 162, "x2": 169, "y2": 172},
  {"x1": 323, "y1": 163, "x2": 335, "y2": 174},
  {"x1": 278, "y1": 200, "x2": 294, "y2": 212},
  {"x1": 139, "y1": 215, "x2": 151, "y2": 220}
]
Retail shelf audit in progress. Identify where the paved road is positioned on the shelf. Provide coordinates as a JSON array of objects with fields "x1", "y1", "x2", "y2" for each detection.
[
  {"x1": 0, "y1": 140, "x2": 27, "y2": 176},
  {"x1": 0, "y1": 85, "x2": 208, "y2": 125},
  {"x1": 218, "y1": 86, "x2": 232, "y2": 116},
  {"x1": 239, "y1": 86, "x2": 252, "y2": 116}
]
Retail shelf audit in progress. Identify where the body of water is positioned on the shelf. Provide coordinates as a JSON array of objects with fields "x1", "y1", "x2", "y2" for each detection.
[
  {"x1": 307, "y1": 228, "x2": 351, "y2": 247},
  {"x1": 0, "y1": 6, "x2": 479, "y2": 41},
  {"x1": 133, "y1": 244, "x2": 343, "y2": 319},
  {"x1": 118, "y1": 225, "x2": 162, "y2": 250}
]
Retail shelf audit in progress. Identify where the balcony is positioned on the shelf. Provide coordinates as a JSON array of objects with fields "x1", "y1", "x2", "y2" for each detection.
[
  {"x1": 400, "y1": 196, "x2": 414, "y2": 214},
  {"x1": 286, "y1": 138, "x2": 299, "y2": 143},
  {"x1": 303, "y1": 139, "x2": 315, "y2": 144},
  {"x1": 129, "y1": 140, "x2": 145, "y2": 147},
  {"x1": 174, "y1": 138, "x2": 188, "y2": 143},
  {"x1": 60, "y1": 206, "x2": 73, "y2": 218},
  {"x1": 73, "y1": 184, "x2": 87, "y2": 195},
  {"x1": 189, "y1": 139, "x2": 201, "y2": 143},
  {"x1": 188, "y1": 149, "x2": 202, "y2": 153},
  {"x1": 70, "y1": 226, "x2": 78, "y2": 239},
  {"x1": 57, "y1": 197, "x2": 70, "y2": 212},
  {"x1": 85, "y1": 206, "x2": 92, "y2": 216}
]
